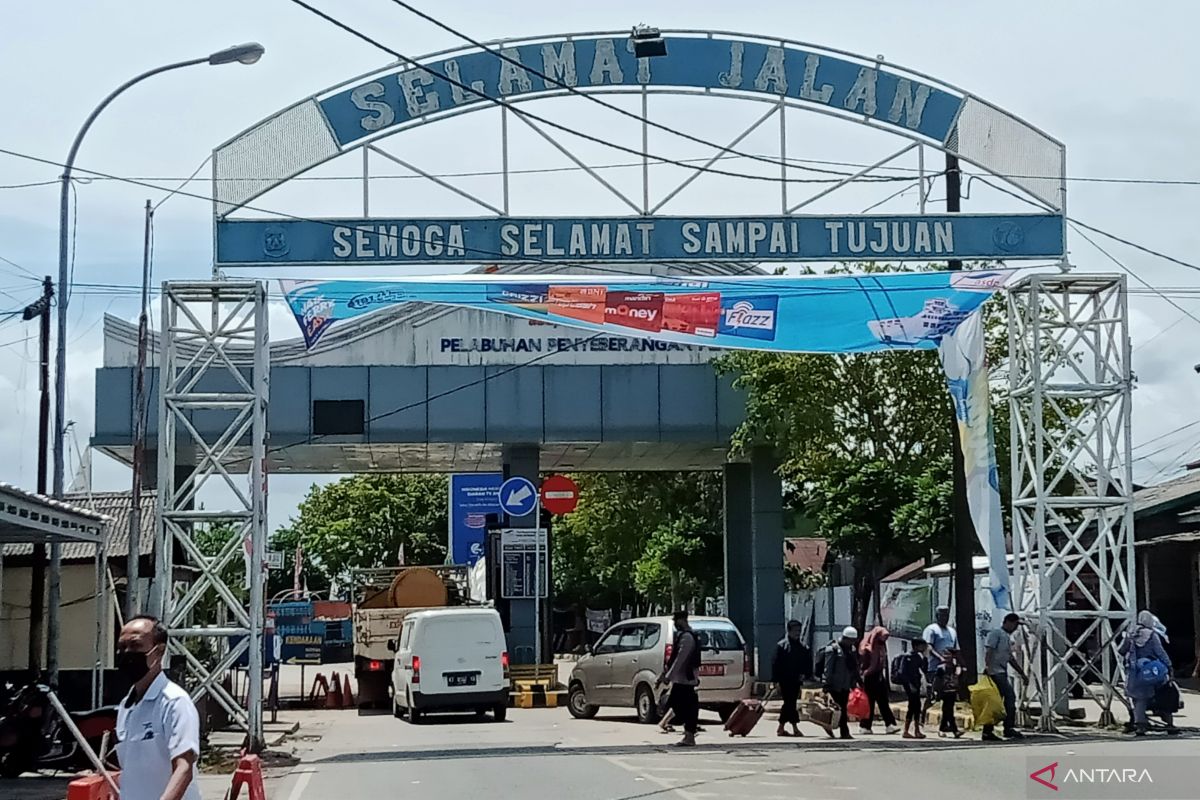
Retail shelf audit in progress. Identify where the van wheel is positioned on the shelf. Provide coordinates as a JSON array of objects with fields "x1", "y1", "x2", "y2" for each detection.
[
  {"x1": 568, "y1": 684, "x2": 598, "y2": 719},
  {"x1": 636, "y1": 685, "x2": 661, "y2": 725},
  {"x1": 493, "y1": 704, "x2": 508, "y2": 722},
  {"x1": 407, "y1": 691, "x2": 423, "y2": 724},
  {"x1": 393, "y1": 697, "x2": 405, "y2": 719}
]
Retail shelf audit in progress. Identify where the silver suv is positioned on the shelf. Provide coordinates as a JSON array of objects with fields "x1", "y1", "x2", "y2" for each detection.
[{"x1": 567, "y1": 616, "x2": 752, "y2": 724}]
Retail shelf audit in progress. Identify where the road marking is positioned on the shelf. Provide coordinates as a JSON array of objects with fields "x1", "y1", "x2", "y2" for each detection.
[
  {"x1": 605, "y1": 756, "x2": 705, "y2": 800},
  {"x1": 285, "y1": 769, "x2": 314, "y2": 800},
  {"x1": 621, "y1": 766, "x2": 757, "y2": 774}
]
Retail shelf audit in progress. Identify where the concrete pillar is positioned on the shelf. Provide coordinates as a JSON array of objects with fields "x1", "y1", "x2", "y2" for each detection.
[
  {"x1": 750, "y1": 447, "x2": 785, "y2": 678},
  {"x1": 503, "y1": 444, "x2": 540, "y2": 664},
  {"x1": 723, "y1": 463, "x2": 754, "y2": 653}
]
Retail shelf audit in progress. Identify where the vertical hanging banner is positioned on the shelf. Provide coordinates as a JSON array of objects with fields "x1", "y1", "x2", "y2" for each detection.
[
  {"x1": 280, "y1": 270, "x2": 1012, "y2": 351},
  {"x1": 938, "y1": 311, "x2": 1009, "y2": 611},
  {"x1": 449, "y1": 473, "x2": 502, "y2": 565}
]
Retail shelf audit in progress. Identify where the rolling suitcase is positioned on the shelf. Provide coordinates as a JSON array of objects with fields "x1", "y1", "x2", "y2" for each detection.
[{"x1": 723, "y1": 688, "x2": 774, "y2": 737}]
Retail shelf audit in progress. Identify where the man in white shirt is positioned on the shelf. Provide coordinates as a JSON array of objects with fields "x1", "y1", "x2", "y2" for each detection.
[
  {"x1": 115, "y1": 616, "x2": 202, "y2": 800},
  {"x1": 921, "y1": 606, "x2": 959, "y2": 676}
]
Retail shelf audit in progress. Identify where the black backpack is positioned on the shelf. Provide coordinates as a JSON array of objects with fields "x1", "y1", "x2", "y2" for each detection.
[
  {"x1": 890, "y1": 652, "x2": 907, "y2": 680},
  {"x1": 815, "y1": 640, "x2": 838, "y2": 681}
]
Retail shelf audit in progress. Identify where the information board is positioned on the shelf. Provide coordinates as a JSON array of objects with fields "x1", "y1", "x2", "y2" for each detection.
[{"x1": 500, "y1": 528, "x2": 548, "y2": 599}]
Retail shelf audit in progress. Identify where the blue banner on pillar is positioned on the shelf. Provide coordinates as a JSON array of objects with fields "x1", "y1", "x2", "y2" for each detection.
[{"x1": 450, "y1": 473, "x2": 503, "y2": 565}]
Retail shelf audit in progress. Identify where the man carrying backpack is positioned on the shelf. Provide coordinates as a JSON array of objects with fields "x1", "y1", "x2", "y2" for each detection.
[{"x1": 819, "y1": 626, "x2": 860, "y2": 740}]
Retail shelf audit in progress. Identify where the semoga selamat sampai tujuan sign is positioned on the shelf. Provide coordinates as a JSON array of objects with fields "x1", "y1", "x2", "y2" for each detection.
[{"x1": 216, "y1": 213, "x2": 1065, "y2": 266}]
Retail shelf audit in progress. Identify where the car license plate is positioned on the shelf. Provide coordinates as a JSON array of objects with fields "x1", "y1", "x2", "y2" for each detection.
[
  {"x1": 446, "y1": 673, "x2": 478, "y2": 687},
  {"x1": 699, "y1": 664, "x2": 725, "y2": 677}
]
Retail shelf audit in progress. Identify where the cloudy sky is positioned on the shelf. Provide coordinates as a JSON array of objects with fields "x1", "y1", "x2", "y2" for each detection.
[{"x1": 1, "y1": 0, "x2": 1198, "y2": 535}]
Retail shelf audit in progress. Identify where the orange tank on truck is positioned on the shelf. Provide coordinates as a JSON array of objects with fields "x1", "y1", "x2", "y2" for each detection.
[{"x1": 351, "y1": 565, "x2": 471, "y2": 708}]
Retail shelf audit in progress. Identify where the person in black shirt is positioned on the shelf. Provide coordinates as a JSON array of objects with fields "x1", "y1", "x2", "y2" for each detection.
[
  {"x1": 772, "y1": 619, "x2": 811, "y2": 737},
  {"x1": 900, "y1": 638, "x2": 929, "y2": 739},
  {"x1": 657, "y1": 610, "x2": 702, "y2": 747}
]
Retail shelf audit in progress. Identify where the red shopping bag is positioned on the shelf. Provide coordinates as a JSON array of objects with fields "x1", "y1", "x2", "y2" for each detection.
[{"x1": 847, "y1": 686, "x2": 870, "y2": 721}]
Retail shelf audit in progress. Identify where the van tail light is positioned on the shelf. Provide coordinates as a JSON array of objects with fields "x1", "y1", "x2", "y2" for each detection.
[
  {"x1": 743, "y1": 648, "x2": 753, "y2": 675},
  {"x1": 411, "y1": 656, "x2": 421, "y2": 684},
  {"x1": 368, "y1": 659, "x2": 384, "y2": 672},
  {"x1": 501, "y1": 651, "x2": 510, "y2": 678},
  {"x1": 663, "y1": 642, "x2": 673, "y2": 674}
]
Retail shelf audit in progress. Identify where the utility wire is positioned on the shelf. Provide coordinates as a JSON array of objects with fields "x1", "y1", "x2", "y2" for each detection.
[
  {"x1": 4, "y1": 143, "x2": 1200, "y2": 311},
  {"x1": 283, "y1": 0, "x2": 916, "y2": 187},
  {"x1": 385, "y1": 0, "x2": 856, "y2": 179},
  {"x1": 1069, "y1": 222, "x2": 1200, "y2": 330}
]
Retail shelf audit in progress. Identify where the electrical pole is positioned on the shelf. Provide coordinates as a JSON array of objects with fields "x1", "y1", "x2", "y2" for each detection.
[
  {"x1": 128, "y1": 200, "x2": 152, "y2": 618},
  {"x1": 23, "y1": 277, "x2": 53, "y2": 676},
  {"x1": 946, "y1": 153, "x2": 979, "y2": 679}
]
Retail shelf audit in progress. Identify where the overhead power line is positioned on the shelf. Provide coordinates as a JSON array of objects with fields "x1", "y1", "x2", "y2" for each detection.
[{"x1": 282, "y1": 0, "x2": 918, "y2": 187}]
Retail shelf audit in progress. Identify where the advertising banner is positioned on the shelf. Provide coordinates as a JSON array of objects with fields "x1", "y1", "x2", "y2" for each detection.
[
  {"x1": 449, "y1": 473, "x2": 502, "y2": 565},
  {"x1": 880, "y1": 582, "x2": 934, "y2": 638},
  {"x1": 938, "y1": 311, "x2": 1010, "y2": 610},
  {"x1": 280, "y1": 269, "x2": 1011, "y2": 351}
]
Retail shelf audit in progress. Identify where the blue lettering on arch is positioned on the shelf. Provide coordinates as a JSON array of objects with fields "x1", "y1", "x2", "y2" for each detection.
[{"x1": 317, "y1": 36, "x2": 963, "y2": 146}]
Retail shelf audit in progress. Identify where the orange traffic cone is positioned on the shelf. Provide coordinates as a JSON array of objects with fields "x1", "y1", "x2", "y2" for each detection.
[
  {"x1": 229, "y1": 753, "x2": 266, "y2": 800},
  {"x1": 342, "y1": 674, "x2": 355, "y2": 708},
  {"x1": 327, "y1": 672, "x2": 343, "y2": 709}
]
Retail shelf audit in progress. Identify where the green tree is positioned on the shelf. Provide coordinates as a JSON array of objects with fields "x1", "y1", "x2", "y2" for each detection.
[
  {"x1": 553, "y1": 472, "x2": 723, "y2": 613},
  {"x1": 271, "y1": 474, "x2": 448, "y2": 591},
  {"x1": 715, "y1": 263, "x2": 1001, "y2": 631}
]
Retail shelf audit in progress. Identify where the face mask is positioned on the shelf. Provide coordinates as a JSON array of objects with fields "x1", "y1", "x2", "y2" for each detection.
[{"x1": 116, "y1": 648, "x2": 153, "y2": 683}]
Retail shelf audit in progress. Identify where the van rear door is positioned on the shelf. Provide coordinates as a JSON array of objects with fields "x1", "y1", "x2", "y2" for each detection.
[
  {"x1": 417, "y1": 614, "x2": 505, "y2": 694},
  {"x1": 692, "y1": 621, "x2": 748, "y2": 691}
]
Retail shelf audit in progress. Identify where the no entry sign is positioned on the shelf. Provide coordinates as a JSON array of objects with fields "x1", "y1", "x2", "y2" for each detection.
[{"x1": 540, "y1": 475, "x2": 580, "y2": 515}]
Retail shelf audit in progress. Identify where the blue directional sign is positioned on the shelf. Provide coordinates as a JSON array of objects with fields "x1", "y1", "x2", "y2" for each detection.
[{"x1": 499, "y1": 476, "x2": 538, "y2": 517}]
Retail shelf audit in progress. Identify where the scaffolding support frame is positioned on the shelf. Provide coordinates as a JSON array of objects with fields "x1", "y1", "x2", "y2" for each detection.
[
  {"x1": 1008, "y1": 273, "x2": 1135, "y2": 731},
  {"x1": 154, "y1": 281, "x2": 268, "y2": 751}
]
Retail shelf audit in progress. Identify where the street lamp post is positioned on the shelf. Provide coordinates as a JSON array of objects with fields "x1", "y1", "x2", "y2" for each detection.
[{"x1": 48, "y1": 43, "x2": 264, "y2": 685}]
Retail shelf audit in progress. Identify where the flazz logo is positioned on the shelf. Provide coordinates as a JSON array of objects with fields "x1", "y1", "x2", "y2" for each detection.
[
  {"x1": 718, "y1": 295, "x2": 779, "y2": 341},
  {"x1": 1029, "y1": 762, "x2": 1058, "y2": 791}
]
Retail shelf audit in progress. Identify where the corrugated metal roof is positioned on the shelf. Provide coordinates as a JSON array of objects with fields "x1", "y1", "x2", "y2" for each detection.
[
  {"x1": 2, "y1": 490, "x2": 154, "y2": 562},
  {"x1": 1133, "y1": 469, "x2": 1200, "y2": 518}
]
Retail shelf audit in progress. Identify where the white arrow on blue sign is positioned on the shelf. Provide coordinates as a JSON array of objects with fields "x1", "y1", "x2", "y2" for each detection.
[{"x1": 499, "y1": 476, "x2": 538, "y2": 517}]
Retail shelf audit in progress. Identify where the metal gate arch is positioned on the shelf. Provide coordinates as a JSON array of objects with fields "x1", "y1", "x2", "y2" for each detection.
[
  {"x1": 154, "y1": 28, "x2": 1136, "y2": 749},
  {"x1": 210, "y1": 29, "x2": 1066, "y2": 221}
]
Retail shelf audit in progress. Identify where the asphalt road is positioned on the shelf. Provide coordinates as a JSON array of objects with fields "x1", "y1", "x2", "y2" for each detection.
[
  {"x1": 4, "y1": 703, "x2": 1195, "y2": 799},
  {"x1": 267, "y1": 706, "x2": 1198, "y2": 800}
]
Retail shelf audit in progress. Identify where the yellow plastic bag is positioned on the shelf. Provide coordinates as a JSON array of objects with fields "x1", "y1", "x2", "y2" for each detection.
[{"x1": 969, "y1": 675, "x2": 1005, "y2": 728}]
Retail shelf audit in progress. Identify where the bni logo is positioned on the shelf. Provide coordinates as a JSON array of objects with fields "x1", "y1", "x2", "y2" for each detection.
[{"x1": 718, "y1": 295, "x2": 779, "y2": 341}]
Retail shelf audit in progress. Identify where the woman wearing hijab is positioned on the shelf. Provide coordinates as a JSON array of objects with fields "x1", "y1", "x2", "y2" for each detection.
[
  {"x1": 1121, "y1": 610, "x2": 1179, "y2": 736},
  {"x1": 858, "y1": 626, "x2": 900, "y2": 734}
]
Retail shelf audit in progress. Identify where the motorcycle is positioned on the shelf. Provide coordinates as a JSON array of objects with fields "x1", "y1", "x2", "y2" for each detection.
[{"x1": 0, "y1": 682, "x2": 119, "y2": 778}]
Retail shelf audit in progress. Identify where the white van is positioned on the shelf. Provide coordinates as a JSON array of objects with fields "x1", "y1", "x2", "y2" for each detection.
[{"x1": 388, "y1": 607, "x2": 509, "y2": 723}]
